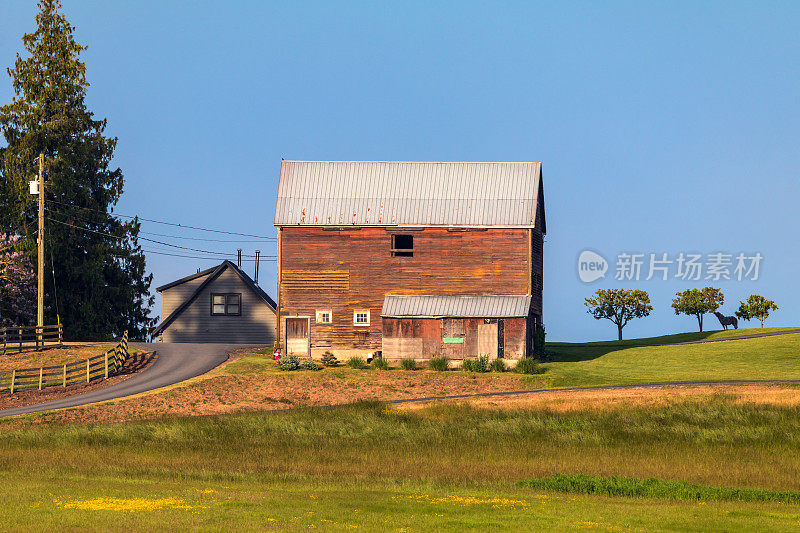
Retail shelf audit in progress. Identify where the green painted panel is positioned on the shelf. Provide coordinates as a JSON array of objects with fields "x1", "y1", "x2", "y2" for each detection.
[{"x1": 443, "y1": 337, "x2": 464, "y2": 344}]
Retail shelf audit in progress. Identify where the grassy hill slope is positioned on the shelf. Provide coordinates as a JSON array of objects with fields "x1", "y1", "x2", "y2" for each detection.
[{"x1": 544, "y1": 328, "x2": 800, "y2": 387}]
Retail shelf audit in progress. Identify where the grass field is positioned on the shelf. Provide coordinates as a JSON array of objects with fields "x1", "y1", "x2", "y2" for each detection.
[
  {"x1": 544, "y1": 327, "x2": 800, "y2": 387},
  {"x1": 3, "y1": 330, "x2": 800, "y2": 530},
  {"x1": 549, "y1": 326, "x2": 800, "y2": 348},
  {"x1": 3, "y1": 399, "x2": 800, "y2": 530}
]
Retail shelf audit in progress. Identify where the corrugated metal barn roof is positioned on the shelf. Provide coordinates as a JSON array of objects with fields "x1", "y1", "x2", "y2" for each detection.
[
  {"x1": 274, "y1": 161, "x2": 543, "y2": 227},
  {"x1": 381, "y1": 295, "x2": 532, "y2": 318}
]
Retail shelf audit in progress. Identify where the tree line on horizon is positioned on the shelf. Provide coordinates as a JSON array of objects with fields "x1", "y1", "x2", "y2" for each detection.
[{"x1": 584, "y1": 287, "x2": 779, "y2": 341}]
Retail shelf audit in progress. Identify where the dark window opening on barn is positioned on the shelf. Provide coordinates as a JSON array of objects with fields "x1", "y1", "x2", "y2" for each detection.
[
  {"x1": 211, "y1": 293, "x2": 241, "y2": 316},
  {"x1": 391, "y1": 234, "x2": 414, "y2": 257}
]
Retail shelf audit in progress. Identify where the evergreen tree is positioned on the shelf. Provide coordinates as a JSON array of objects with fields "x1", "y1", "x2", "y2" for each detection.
[{"x1": 0, "y1": 0, "x2": 155, "y2": 340}]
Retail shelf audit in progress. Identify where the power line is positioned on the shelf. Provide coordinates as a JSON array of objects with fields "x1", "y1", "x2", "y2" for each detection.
[
  {"x1": 46, "y1": 215, "x2": 275, "y2": 258},
  {"x1": 45, "y1": 204, "x2": 273, "y2": 243},
  {"x1": 45, "y1": 197, "x2": 276, "y2": 240},
  {"x1": 46, "y1": 225, "x2": 60, "y2": 322},
  {"x1": 140, "y1": 248, "x2": 276, "y2": 261}
]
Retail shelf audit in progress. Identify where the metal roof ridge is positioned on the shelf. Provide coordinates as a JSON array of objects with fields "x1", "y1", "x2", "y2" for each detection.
[{"x1": 281, "y1": 160, "x2": 541, "y2": 164}]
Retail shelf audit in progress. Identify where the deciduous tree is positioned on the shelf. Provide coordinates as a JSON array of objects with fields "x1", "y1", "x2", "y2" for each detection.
[
  {"x1": 585, "y1": 288, "x2": 653, "y2": 341},
  {"x1": 0, "y1": 234, "x2": 36, "y2": 327},
  {"x1": 735, "y1": 295, "x2": 778, "y2": 328},
  {"x1": 671, "y1": 287, "x2": 724, "y2": 332}
]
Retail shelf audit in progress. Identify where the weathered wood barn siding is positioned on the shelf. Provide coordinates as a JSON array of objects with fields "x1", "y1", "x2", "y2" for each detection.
[
  {"x1": 382, "y1": 317, "x2": 528, "y2": 359},
  {"x1": 278, "y1": 226, "x2": 533, "y2": 355},
  {"x1": 274, "y1": 161, "x2": 545, "y2": 360}
]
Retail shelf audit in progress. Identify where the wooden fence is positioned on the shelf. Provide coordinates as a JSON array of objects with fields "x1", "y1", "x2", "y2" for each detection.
[
  {"x1": 0, "y1": 331, "x2": 129, "y2": 394},
  {"x1": 0, "y1": 324, "x2": 63, "y2": 353}
]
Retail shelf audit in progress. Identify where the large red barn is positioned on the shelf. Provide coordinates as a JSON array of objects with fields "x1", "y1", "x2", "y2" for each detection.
[{"x1": 273, "y1": 161, "x2": 545, "y2": 361}]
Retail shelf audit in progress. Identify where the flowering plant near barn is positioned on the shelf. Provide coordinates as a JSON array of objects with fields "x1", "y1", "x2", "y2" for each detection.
[{"x1": 0, "y1": 234, "x2": 36, "y2": 326}]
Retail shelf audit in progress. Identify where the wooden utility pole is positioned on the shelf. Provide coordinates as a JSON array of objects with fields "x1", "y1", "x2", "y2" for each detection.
[{"x1": 37, "y1": 153, "x2": 44, "y2": 332}]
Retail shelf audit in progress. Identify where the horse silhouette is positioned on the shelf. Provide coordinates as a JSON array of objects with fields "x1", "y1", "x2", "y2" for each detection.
[{"x1": 714, "y1": 311, "x2": 738, "y2": 330}]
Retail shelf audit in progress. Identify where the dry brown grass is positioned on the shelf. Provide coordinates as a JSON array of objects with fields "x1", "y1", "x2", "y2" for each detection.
[
  {"x1": 395, "y1": 384, "x2": 800, "y2": 412},
  {"x1": 24, "y1": 355, "x2": 538, "y2": 425},
  {"x1": 0, "y1": 351, "x2": 156, "y2": 410},
  {"x1": 11, "y1": 349, "x2": 800, "y2": 428},
  {"x1": 0, "y1": 344, "x2": 116, "y2": 371}
]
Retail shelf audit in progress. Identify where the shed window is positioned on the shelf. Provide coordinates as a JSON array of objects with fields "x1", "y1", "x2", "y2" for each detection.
[
  {"x1": 354, "y1": 310, "x2": 370, "y2": 326},
  {"x1": 391, "y1": 234, "x2": 414, "y2": 257},
  {"x1": 211, "y1": 293, "x2": 241, "y2": 316},
  {"x1": 316, "y1": 310, "x2": 332, "y2": 324},
  {"x1": 442, "y1": 318, "x2": 465, "y2": 338}
]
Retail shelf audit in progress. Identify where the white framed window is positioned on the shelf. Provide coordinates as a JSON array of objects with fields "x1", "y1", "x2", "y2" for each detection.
[
  {"x1": 353, "y1": 310, "x2": 370, "y2": 326},
  {"x1": 316, "y1": 310, "x2": 332, "y2": 324}
]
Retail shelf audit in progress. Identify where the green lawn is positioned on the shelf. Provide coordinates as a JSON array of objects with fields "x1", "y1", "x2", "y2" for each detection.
[
  {"x1": 543, "y1": 328, "x2": 800, "y2": 388},
  {"x1": 4, "y1": 331, "x2": 800, "y2": 530},
  {"x1": 549, "y1": 326, "x2": 800, "y2": 348},
  {"x1": 3, "y1": 399, "x2": 800, "y2": 530},
  {"x1": 7, "y1": 474, "x2": 800, "y2": 531}
]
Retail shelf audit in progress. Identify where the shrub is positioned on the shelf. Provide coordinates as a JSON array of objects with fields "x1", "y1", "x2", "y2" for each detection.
[
  {"x1": 372, "y1": 356, "x2": 389, "y2": 370},
  {"x1": 533, "y1": 325, "x2": 546, "y2": 356},
  {"x1": 321, "y1": 351, "x2": 340, "y2": 367},
  {"x1": 346, "y1": 356, "x2": 368, "y2": 369},
  {"x1": 278, "y1": 354, "x2": 300, "y2": 371},
  {"x1": 462, "y1": 355, "x2": 490, "y2": 373},
  {"x1": 428, "y1": 356, "x2": 450, "y2": 371},
  {"x1": 489, "y1": 358, "x2": 507, "y2": 372},
  {"x1": 400, "y1": 358, "x2": 417, "y2": 371},
  {"x1": 300, "y1": 358, "x2": 321, "y2": 371},
  {"x1": 515, "y1": 357, "x2": 545, "y2": 375}
]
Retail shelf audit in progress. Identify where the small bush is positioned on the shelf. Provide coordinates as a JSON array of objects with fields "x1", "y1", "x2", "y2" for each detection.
[
  {"x1": 428, "y1": 356, "x2": 450, "y2": 371},
  {"x1": 278, "y1": 354, "x2": 300, "y2": 371},
  {"x1": 321, "y1": 351, "x2": 340, "y2": 367},
  {"x1": 372, "y1": 356, "x2": 389, "y2": 370},
  {"x1": 400, "y1": 358, "x2": 417, "y2": 371},
  {"x1": 489, "y1": 358, "x2": 507, "y2": 372},
  {"x1": 515, "y1": 357, "x2": 545, "y2": 375},
  {"x1": 300, "y1": 358, "x2": 321, "y2": 371},
  {"x1": 462, "y1": 355, "x2": 490, "y2": 373},
  {"x1": 346, "y1": 356, "x2": 368, "y2": 369}
]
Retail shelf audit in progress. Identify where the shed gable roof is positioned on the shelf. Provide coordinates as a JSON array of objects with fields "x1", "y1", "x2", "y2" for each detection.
[
  {"x1": 152, "y1": 260, "x2": 276, "y2": 337},
  {"x1": 381, "y1": 294, "x2": 532, "y2": 318},
  {"x1": 274, "y1": 161, "x2": 544, "y2": 229}
]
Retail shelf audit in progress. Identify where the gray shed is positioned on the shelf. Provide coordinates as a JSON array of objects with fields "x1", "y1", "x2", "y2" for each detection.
[{"x1": 153, "y1": 260, "x2": 277, "y2": 344}]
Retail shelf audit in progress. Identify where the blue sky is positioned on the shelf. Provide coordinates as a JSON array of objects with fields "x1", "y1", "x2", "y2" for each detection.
[{"x1": 2, "y1": 1, "x2": 798, "y2": 341}]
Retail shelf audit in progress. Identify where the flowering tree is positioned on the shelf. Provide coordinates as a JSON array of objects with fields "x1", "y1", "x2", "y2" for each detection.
[{"x1": 0, "y1": 234, "x2": 36, "y2": 327}]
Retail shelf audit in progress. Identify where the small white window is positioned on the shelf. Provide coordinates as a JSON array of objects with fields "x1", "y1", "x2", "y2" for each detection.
[
  {"x1": 316, "y1": 310, "x2": 332, "y2": 324},
  {"x1": 354, "y1": 310, "x2": 370, "y2": 326}
]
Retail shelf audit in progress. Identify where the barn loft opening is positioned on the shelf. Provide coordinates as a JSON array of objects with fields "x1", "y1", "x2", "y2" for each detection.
[{"x1": 391, "y1": 234, "x2": 414, "y2": 257}]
